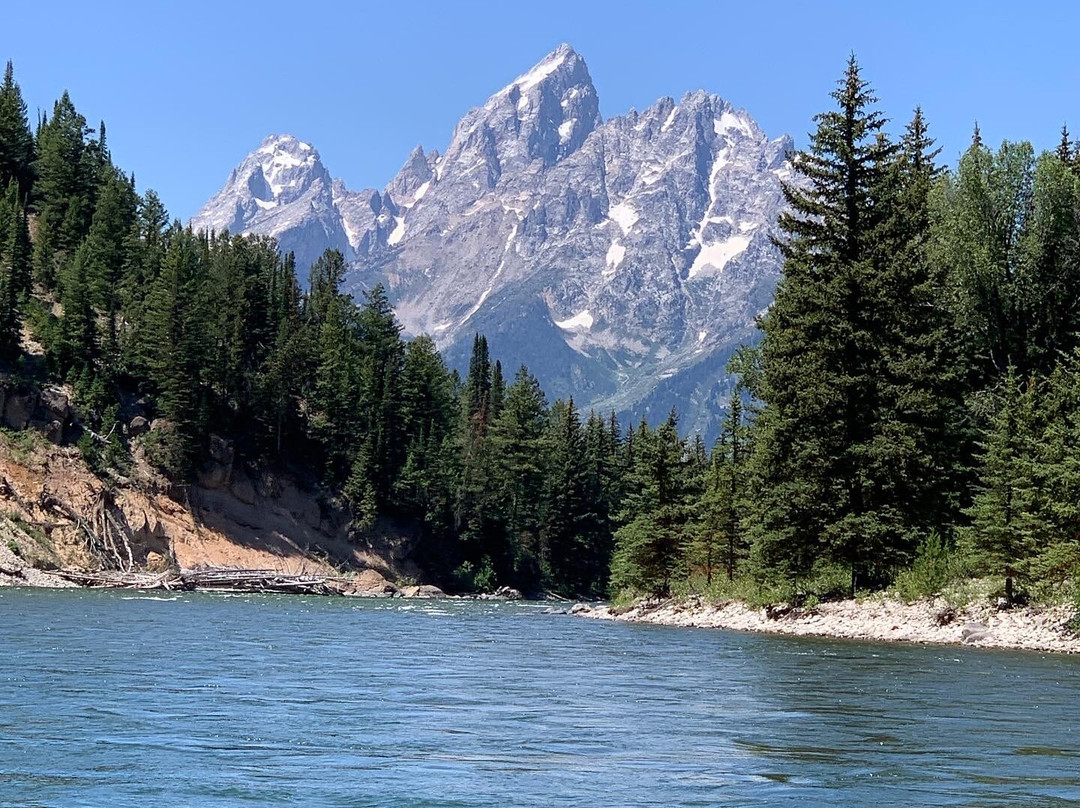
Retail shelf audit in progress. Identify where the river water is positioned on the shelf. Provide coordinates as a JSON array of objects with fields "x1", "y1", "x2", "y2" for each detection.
[{"x1": 1, "y1": 588, "x2": 1078, "y2": 806}]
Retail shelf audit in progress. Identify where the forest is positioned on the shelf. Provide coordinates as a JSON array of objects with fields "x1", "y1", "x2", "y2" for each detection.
[{"x1": 2, "y1": 57, "x2": 1080, "y2": 604}]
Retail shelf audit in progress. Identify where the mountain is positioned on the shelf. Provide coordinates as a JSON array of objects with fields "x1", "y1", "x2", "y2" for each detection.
[{"x1": 191, "y1": 44, "x2": 793, "y2": 439}]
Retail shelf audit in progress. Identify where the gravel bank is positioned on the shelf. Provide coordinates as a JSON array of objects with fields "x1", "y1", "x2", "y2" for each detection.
[{"x1": 579, "y1": 595, "x2": 1080, "y2": 654}]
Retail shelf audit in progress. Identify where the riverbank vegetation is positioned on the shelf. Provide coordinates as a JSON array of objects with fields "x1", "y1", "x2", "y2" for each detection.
[{"x1": 1, "y1": 58, "x2": 1079, "y2": 606}]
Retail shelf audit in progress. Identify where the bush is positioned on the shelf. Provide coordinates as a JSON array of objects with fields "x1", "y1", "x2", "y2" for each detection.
[
  {"x1": 452, "y1": 556, "x2": 498, "y2": 593},
  {"x1": 892, "y1": 532, "x2": 956, "y2": 602},
  {"x1": 1069, "y1": 572, "x2": 1080, "y2": 635}
]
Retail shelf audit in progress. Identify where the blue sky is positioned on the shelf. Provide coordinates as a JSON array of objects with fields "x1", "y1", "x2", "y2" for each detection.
[{"x1": 4, "y1": 1, "x2": 1078, "y2": 220}]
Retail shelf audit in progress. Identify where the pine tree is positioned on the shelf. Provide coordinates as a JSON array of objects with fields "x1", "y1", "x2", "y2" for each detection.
[
  {"x1": 0, "y1": 61, "x2": 34, "y2": 198},
  {"x1": 751, "y1": 56, "x2": 898, "y2": 593},
  {"x1": 0, "y1": 180, "x2": 30, "y2": 359},
  {"x1": 83, "y1": 171, "x2": 137, "y2": 357},
  {"x1": 540, "y1": 397, "x2": 591, "y2": 594},
  {"x1": 490, "y1": 365, "x2": 548, "y2": 589},
  {"x1": 55, "y1": 244, "x2": 98, "y2": 379},
  {"x1": 962, "y1": 369, "x2": 1045, "y2": 602},
  {"x1": 610, "y1": 412, "x2": 690, "y2": 595},
  {"x1": 1056, "y1": 124, "x2": 1073, "y2": 165},
  {"x1": 308, "y1": 250, "x2": 362, "y2": 481},
  {"x1": 490, "y1": 359, "x2": 506, "y2": 421},
  {"x1": 396, "y1": 335, "x2": 457, "y2": 543},
  {"x1": 693, "y1": 394, "x2": 750, "y2": 585},
  {"x1": 355, "y1": 283, "x2": 405, "y2": 505},
  {"x1": 33, "y1": 92, "x2": 96, "y2": 256},
  {"x1": 137, "y1": 229, "x2": 204, "y2": 477},
  {"x1": 454, "y1": 332, "x2": 502, "y2": 580}
]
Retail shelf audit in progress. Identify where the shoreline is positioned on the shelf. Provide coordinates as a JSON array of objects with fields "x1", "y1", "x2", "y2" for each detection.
[{"x1": 577, "y1": 595, "x2": 1080, "y2": 654}]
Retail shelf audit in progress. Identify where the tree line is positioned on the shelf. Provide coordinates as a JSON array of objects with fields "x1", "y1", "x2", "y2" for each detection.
[
  {"x1": 2, "y1": 58, "x2": 1079, "y2": 603},
  {"x1": 617, "y1": 56, "x2": 1080, "y2": 605}
]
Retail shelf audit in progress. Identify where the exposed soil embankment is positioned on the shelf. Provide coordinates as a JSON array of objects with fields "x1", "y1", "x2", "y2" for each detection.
[
  {"x1": 579, "y1": 596, "x2": 1080, "y2": 654},
  {"x1": 0, "y1": 425, "x2": 422, "y2": 596}
]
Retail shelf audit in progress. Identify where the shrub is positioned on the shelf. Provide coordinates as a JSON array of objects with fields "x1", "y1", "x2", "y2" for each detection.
[{"x1": 892, "y1": 532, "x2": 956, "y2": 602}]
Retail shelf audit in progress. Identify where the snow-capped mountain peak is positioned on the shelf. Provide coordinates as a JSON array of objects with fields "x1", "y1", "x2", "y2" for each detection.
[{"x1": 190, "y1": 45, "x2": 793, "y2": 441}]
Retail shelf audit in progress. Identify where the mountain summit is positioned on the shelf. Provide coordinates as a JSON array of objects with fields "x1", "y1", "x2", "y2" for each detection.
[{"x1": 190, "y1": 45, "x2": 793, "y2": 438}]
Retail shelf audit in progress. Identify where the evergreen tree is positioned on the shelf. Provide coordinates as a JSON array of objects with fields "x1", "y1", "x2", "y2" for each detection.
[
  {"x1": 137, "y1": 228, "x2": 205, "y2": 477},
  {"x1": 962, "y1": 369, "x2": 1045, "y2": 602},
  {"x1": 610, "y1": 412, "x2": 690, "y2": 595},
  {"x1": 489, "y1": 365, "x2": 548, "y2": 588},
  {"x1": 693, "y1": 394, "x2": 750, "y2": 585},
  {"x1": 396, "y1": 335, "x2": 458, "y2": 548},
  {"x1": 0, "y1": 62, "x2": 34, "y2": 199},
  {"x1": 83, "y1": 171, "x2": 137, "y2": 356},
  {"x1": 540, "y1": 398, "x2": 591, "y2": 594},
  {"x1": 490, "y1": 359, "x2": 506, "y2": 421},
  {"x1": 751, "y1": 56, "x2": 898, "y2": 593},
  {"x1": 55, "y1": 243, "x2": 98, "y2": 380},
  {"x1": 355, "y1": 283, "x2": 405, "y2": 507},
  {"x1": 0, "y1": 180, "x2": 30, "y2": 359},
  {"x1": 33, "y1": 92, "x2": 96, "y2": 257}
]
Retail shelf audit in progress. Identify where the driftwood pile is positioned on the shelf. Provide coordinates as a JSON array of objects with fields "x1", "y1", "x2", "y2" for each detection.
[{"x1": 57, "y1": 567, "x2": 346, "y2": 596}]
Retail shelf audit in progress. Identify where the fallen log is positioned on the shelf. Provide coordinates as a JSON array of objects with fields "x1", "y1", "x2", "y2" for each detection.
[{"x1": 53, "y1": 565, "x2": 357, "y2": 596}]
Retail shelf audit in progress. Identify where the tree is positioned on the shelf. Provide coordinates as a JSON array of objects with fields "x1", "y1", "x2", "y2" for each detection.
[
  {"x1": 33, "y1": 92, "x2": 97, "y2": 257},
  {"x1": 83, "y1": 171, "x2": 137, "y2": 356},
  {"x1": 0, "y1": 180, "x2": 30, "y2": 359},
  {"x1": 490, "y1": 365, "x2": 548, "y2": 589},
  {"x1": 962, "y1": 369, "x2": 1044, "y2": 602},
  {"x1": 137, "y1": 229, "x2": 205, "y2": 477},
  {"x1": 396, "y1": 335, "x2": 458, "y2": 561},
  {"x1": 0, "y1": 61, "x2": 34, "y2": 198},
  {"x1": 355, "y1": 283, "x2": 405, "y2": 505},
  {"x1": 540, "y1": 398, "x2": 591, "y2": 594},
  {"x1": 751, "y1": 56, "x2": 897, "y2": 593},
  {"x1": 55, "y1": 244, "x2": 98, "y2": 380},
  {"x1": 610, "y1": 412, "x2": 690, "y2": 595},
  {"x1": 692, "y1": 394, "x2": 749, "y2": 585}
]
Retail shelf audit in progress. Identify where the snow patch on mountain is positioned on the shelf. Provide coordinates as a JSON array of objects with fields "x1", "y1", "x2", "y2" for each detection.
[{"x1": 191, "y1": 44, "x2": 794, "y2": 441}]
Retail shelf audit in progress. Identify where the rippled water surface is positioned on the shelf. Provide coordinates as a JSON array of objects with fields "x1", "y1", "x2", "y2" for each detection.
[{"x1": 1, "y1": 588, "x2": 1079, "y2": 806}]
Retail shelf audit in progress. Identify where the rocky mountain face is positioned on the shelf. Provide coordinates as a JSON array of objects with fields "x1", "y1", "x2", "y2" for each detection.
[{"x1": 191, "y1": 44, "x2": 793, "y2": 439}]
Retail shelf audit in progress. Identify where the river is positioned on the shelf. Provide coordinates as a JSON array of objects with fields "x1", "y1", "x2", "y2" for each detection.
[{"x1": 1, "y1": 588, "x2": 1078, "y2": 806}]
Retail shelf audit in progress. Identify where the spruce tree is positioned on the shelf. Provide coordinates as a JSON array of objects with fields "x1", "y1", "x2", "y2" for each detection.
[
  {"x1": 355, "y1": 283, "x2": 405, "y2": 504},
  {"x1": 0, "y1": 61, "x2": 34, "y2": 198},
  {"x1": 490, "y1": 365, "x2": 548, "y2": 589},
  {"x1": 751, "y1": 56, "x2": 897, "y2": 593},
  {"x1": 962, "y1": 369, "x2": 1045, "y2": 602},
  {"x1": 33, "y1": 92, "x2": 96, "y2": 255},
  {"x1": 540, "y1": 397, "x2": 590, "y2": 594},
  {"x1": 610, "y1": 412, "x2": 690, "y2": 595}
]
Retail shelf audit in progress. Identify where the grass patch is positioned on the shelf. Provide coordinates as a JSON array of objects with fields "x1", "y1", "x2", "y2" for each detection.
[
  {"x1": 6, "y1": 511, "x2": 50, "y2": 551},
  {"x1": 0, "y1": 426, "x2": 45, "y2": 464}
]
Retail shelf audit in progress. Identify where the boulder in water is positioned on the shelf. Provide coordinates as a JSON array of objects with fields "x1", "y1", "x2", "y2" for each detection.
[{"x1": 400, "y1": 584, "x2": 447, "y2": 599}]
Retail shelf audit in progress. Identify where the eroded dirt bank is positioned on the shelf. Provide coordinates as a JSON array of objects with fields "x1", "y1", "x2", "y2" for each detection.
[{"x1": 0, "y1": 425, "x2": 422, "y2": 596}]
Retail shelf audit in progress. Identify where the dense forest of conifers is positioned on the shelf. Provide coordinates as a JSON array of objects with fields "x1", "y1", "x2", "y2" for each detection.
[{"x1": 2, "y1": 58, "x2": 1080, "y2": 603}]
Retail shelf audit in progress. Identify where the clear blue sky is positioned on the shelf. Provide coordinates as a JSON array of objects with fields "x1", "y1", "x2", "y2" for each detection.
[{"x1": 4, "y1": 1, "x2": 1078, "y2": 220}]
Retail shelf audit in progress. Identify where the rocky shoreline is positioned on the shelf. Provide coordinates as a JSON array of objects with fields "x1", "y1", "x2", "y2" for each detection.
[{"x1": 577, "y1": 595, "x2": 1080, "y2": 654}]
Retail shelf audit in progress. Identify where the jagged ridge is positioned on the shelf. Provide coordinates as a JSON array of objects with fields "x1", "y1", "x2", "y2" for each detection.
[{"x1": 190, "y1": 45, "x2": 793, "y2": 440}]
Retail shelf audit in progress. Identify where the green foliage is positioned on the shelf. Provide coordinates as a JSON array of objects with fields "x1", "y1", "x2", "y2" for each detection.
[
  {"x1": 6, "y1": 57, "x2": 1080, "y2": 607},
  {"x1": 1069, "y1": 576, "x2": 1080, "y2": 635},
  {"x1": 891, "y1": 533, "x2": 960, "y2": 602},
  {"x1": 610, "y1": 413, "x2": 693, "y2": 597},
  {"x1": 0, "y1": 425, "x2": 43, "y2": 464}
]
